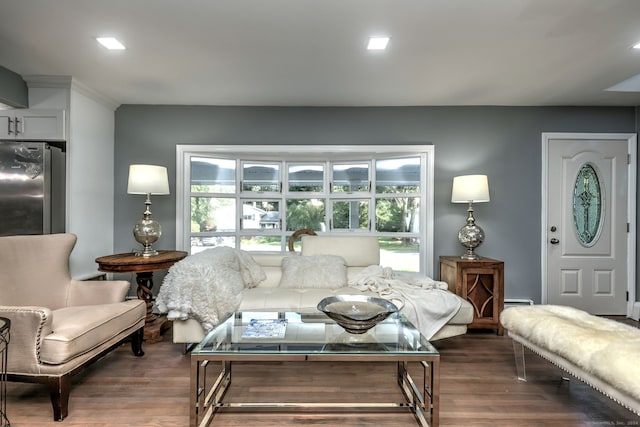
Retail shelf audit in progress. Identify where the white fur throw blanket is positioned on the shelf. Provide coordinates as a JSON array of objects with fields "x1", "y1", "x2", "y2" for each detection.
[
  {"x1": 500, "y1": 305, "x2": 640, "y2": 402},
  {"x1": 156, "y1": 247, "x2": 266, "y2": 331},
  {"x1": 348, "y1": 265, "x2": 462, "y2": 340}
]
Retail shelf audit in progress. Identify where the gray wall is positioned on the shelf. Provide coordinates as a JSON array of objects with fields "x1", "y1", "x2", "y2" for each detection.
[
  {"x1": 0, "y1": 65, "x2": 27, "y2": 108},
  {"x1": 114, "y1": 105, "x2": 637, "y2": 302}
]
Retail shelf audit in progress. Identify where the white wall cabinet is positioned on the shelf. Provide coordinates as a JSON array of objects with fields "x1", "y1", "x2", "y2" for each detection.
[{"x1": 0, "y1": 109, "x2": 65, "y2": 141}]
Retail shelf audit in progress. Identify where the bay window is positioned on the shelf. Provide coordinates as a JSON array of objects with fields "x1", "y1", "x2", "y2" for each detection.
[{"x1": 177, "y1": 145, "x2": 434, "y2": 275}]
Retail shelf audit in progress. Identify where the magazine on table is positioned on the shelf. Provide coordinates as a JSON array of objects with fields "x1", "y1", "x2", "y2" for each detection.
[{"x1": 242, "y1": 318, "x2": 288, "y2": 338}]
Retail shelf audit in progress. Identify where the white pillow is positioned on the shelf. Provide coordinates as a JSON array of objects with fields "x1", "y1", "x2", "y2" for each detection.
[{"x1": 279, "y1": 255, "x2": 347, "y2": 289}]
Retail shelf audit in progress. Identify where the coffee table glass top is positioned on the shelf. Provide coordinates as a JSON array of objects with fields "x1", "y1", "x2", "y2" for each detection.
[{"x1": 193, "y1": 311, "x2": 438, "y2": 356}]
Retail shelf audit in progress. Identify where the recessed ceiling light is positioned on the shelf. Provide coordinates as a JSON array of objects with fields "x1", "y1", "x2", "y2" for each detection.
[
  {"x1": 96, "y1": 37, "x2": 126, "y2": 50},
  {"x1": 367, "y1": 36, "x2": 390, "y2": 51}
]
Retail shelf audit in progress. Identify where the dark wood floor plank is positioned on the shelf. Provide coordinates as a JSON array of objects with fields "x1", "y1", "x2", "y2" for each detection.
[{"x1": 5, "y1": 320, "x2": 639, "y2": 426}]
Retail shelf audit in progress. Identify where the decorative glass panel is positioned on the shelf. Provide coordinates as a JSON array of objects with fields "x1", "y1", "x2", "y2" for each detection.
[{"x1": 572, "y1": 163, "x2": 602, "y2": 246}]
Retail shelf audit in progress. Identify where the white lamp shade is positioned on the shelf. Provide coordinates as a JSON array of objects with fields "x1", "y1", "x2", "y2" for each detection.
[
  {"x1": 127, "y1": 164, "x2": 170, "y2": 195},
  {"x1": 451, "y1": 174, "x2": 490, "y2": 203}
]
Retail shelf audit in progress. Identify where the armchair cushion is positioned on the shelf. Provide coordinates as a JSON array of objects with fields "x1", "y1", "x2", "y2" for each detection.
[{"x1": 40, "y1": 300, "x2": 145, "y2": 365}]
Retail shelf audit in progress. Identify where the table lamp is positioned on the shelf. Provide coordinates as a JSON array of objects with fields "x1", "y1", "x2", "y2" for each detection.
[
  {"x1": 127, "y1": 164, "x2": 170, "y2": 257},
  {"x1": 451, "y1": 174, "x2": 490, "y2": 260}
]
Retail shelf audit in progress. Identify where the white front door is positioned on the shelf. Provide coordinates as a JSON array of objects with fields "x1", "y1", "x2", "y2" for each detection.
[{"x1": 542, "y1": 133, "x2": 636, "y2": 315}]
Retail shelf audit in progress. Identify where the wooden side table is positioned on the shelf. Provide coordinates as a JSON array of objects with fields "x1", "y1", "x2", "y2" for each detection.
[
  {"x1": 96, "y1": 250, "x2": 188, "y2": 343},
  {"x1": 439, "y1": 256, "x2": 505, "y2": 335}
]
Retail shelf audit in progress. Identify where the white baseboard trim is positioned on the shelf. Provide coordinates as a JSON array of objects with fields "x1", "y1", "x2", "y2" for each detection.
[
  {"x1": 632, "y1": 302, "x2": 640, "y2": 321},
  {"x1": 504, "y1": 298, "x2": 535, "y2": 307}
]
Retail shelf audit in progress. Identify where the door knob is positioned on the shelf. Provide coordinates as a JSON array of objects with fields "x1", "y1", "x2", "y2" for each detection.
[{"x1": 550, "y1": 238, "x2": 559, "y2": 244}]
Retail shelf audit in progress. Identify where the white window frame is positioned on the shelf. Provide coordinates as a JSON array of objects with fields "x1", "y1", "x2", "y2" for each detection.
[{"x1": 176, "y1": 145, "x2": 435, "y2": 276}]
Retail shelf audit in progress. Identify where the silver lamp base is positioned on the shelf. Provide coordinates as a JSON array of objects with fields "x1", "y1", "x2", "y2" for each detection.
[
  {"x1": 132, "y1": 195, "x2": 162, "y2": 257},
  {"x1": 458, "y1": 204, "x2": 484, "y2": 260}
]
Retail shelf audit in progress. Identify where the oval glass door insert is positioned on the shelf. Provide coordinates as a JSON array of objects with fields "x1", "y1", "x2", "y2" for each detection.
[{"x1": 572, "y1": 163, "x2": 602, "y2": 246}]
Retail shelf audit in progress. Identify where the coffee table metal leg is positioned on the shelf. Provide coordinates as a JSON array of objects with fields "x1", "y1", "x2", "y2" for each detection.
[
  {"x1": 192, "y1": 359, "x2": 232, "y2": 427},
  {"x1": 397, "y1": 360, "x2": 438, "y2": 427},
  {"x1": 193, "y1": 358, "x2": 438, "y2": 427}
]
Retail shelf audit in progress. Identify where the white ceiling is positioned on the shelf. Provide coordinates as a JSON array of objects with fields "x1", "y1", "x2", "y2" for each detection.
[{"x1": 2, "y1": 0, "x2": 640, "y2": 107}]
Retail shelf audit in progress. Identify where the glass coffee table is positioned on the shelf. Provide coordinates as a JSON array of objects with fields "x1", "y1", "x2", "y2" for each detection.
[{"x1": 190, "y1": 311, "x2": 439, "y2": 427}]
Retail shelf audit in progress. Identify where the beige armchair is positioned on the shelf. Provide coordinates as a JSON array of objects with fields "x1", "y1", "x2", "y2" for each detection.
[{"x1": 0, "y1": 233, "x2": 146, "y2": 421}]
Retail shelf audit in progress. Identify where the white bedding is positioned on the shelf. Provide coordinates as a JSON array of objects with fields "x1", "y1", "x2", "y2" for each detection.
[
  {"x1": 348, "y1": 265, "x2": 462, "y2": 340},
  {"x1": 155, "y1": 247, "x2": 266, "y2": 331}
]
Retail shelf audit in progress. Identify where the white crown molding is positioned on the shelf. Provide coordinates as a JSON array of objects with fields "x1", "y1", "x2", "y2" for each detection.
[
  {"x1": 70, "y1": 78, "x2": 119, "y2": 111},
  {"x1": 23, "y1": 75, "x2": 119, "y2": 111},
  {"x1": 23, "y1": 74, "x2": 72, "y2": 88}
]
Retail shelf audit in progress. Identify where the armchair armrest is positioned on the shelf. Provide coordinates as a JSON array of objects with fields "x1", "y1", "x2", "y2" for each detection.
[
  {"x1": 67, "y1": 280, "x2": 130, "y2": 306},
  {"x1": 0, "y1": 306, "x2": 53, "y2": 372}
]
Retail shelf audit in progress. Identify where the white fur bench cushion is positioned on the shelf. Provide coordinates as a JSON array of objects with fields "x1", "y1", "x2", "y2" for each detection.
[
  {"x1": 500, "y1": 305, "x2": 640, "y2": 403},
  {"x1": 279, "y1": 255, "x2": 347, "y2": 289}
]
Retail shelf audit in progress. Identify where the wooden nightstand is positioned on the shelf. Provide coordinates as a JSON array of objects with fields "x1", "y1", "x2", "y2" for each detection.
[
  {"x1": 96, "y1": 250, "x2": 188, "y2": 343},
  {"x1": 439, "y1": 256, "x2": 505, "y2": 335}
]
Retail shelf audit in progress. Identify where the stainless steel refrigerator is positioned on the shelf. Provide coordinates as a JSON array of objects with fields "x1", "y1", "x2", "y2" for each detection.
[{"x1": 0, "y1": 141, "x2": 65, "y2": 236}]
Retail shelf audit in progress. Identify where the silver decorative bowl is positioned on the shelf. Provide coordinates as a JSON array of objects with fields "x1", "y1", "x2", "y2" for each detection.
[{"x1": 317, "y1": 295, "x2": 400, "y2": 334}]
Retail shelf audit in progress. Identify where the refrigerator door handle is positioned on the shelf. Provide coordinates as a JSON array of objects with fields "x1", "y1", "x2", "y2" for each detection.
[
  {"x1": 7, "y1": 117, "x2": 13, "y2": 135},
  {"x1": 15, "y1": 117, "x2": 22, "y2": 135}
]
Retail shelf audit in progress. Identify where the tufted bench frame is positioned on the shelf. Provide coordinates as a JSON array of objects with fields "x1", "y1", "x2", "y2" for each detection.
[{"x1": 501, "y1": 305, "x2": 640, "y2": 417}]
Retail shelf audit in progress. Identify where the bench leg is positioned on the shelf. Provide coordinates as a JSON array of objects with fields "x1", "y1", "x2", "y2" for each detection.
[{"x1": 512, "y1": 340, "x2": 527, "y2": 382}]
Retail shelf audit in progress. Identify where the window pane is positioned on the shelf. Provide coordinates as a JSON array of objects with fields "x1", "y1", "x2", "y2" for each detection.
[
  {"x1": 241, "y1": 200, "x2": 280, "y2": 230},
  {"x1": 375, "y1": 157, "x2": 420, "y2": 193},
  {"x1": 375, "y1": 197, "x2": 420, "y2": 232},
  {"x1": 191, "y1": 157, "x2": 236, "y2": 193},
  {"x1": 332, "y1": 200, "x2": 369, "y2": 230},
  {"x1": 286, "y1": 198, "x2": 326, "y2": 231},
  {"x1": 191, "y1": 236, "x2": 236, "y2": 254},
  {"x1": 191, "y1": 197, "x2": 236, "y2": 232},
  {"x1": 240, "y1": 236, "x2": 282, "y2": 252},
  {"x1": 379, "y1": 237, "x2": 420, "y2": 273},
  {"x1": 332, "y1": 163, "x2": 369, "y2": 192},
  {"x1": 242, "y1": 163, "x2": 280, "y2": 192},
  {"x1": 288, "y1": 164, "x2": 324, "y2": 192}
]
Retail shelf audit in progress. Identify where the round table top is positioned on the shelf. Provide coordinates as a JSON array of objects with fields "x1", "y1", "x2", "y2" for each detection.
[{"x1": 95, "y1": 250, "x2": 188, "y2": 273}]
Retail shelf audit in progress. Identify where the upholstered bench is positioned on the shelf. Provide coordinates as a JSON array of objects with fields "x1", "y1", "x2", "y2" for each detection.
[{"x1": 500, "y1": 305, "x2": 640, "y2": 416}]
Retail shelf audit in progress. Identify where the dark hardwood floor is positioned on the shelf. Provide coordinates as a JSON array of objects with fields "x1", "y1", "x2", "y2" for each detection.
[{"x1": 5, "y1": 319, "x2": 639, "y2": 426}]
